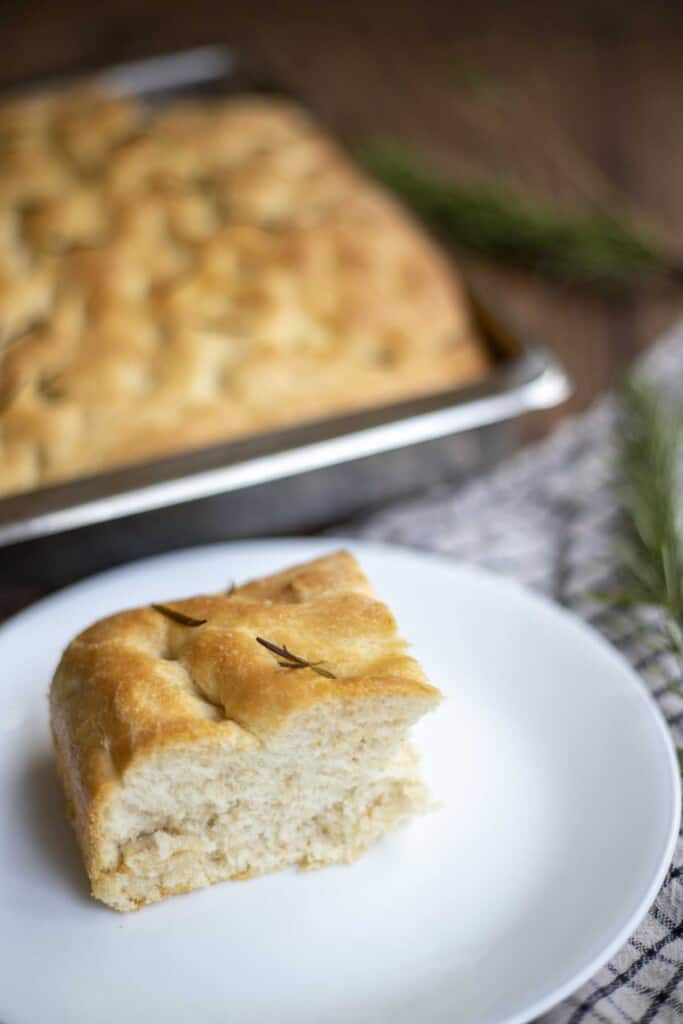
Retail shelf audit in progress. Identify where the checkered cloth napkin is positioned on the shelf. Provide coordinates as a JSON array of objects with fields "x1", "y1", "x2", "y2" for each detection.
[{"x1": 348, "y1": 322, "x2": 683, "y2": 1023}]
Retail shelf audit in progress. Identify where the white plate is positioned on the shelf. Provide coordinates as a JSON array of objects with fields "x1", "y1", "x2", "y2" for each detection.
[{"x1": 0, "y1": 539, "x2": 679, "y2": 1024}]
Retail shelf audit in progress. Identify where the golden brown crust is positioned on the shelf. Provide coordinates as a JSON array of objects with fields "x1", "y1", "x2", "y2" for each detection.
[
  {"x1": 0, "y1": 88, "x2": 488, "y2": 496},
  {"x1": 49, "y1": 550, "x2": 440, "y2": 880}
]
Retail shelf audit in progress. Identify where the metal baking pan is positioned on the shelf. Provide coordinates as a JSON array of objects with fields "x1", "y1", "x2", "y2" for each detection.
[{"x1": 0, "y1": 48, "x2": 570, "y2": 587}]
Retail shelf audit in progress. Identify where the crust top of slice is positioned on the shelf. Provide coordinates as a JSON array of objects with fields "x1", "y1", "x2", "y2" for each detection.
[{"x1": 50, "y1": 550, "x2": 440, "y2": 818}]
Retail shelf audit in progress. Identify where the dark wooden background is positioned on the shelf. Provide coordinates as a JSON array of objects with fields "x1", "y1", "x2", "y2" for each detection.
[{"x1": 4, "y1": 0, "x2": 683, "y2": 442}]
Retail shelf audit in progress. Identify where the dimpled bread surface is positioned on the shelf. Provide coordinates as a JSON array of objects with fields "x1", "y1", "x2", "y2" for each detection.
[{"x1": 0, "y1": 88, "x2": 488, "y2": 495}]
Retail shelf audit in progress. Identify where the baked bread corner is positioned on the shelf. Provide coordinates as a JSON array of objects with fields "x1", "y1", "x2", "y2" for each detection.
[{"x1": 50, "y1": 549, "x2": 441, "y2": 910}]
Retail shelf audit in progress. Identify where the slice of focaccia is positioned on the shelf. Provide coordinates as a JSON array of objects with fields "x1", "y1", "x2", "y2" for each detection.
[{"x1": 50, "y1": 550, "x2": 441, "y2": 911}]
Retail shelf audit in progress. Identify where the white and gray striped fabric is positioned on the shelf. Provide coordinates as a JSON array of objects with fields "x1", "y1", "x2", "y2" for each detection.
[{"x1": 348, "y1": 323, "x2": 683, "y2": 1023}]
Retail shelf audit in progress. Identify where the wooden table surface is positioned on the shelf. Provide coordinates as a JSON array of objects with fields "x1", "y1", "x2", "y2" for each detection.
[{"x1": 1, "y1": 0, "x2": 683, "y2": 613}]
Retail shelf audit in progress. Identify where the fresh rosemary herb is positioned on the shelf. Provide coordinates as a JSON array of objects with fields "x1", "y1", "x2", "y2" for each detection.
[
  {"x1": 152, "y1": 604, "x2": 207, "y2": 627},
  {"x1": 614, "y1": 375, "x2": 683, "y2": 648},
  {"x1": 256, "y1": 636, "x2": 336, "y2": 679},
  {"x1": 357, "y1": 141, "x2": 682, "y2": 291},
  {"x1": 605, "y1": 374, "x2": 683, "y2": 774}
]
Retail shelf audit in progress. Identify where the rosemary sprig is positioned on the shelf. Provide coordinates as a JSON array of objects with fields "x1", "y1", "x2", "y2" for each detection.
[
  {"x1": 608, "y1": 374, "x2": 683, "y2": 775},
  {"x1": 151, "y1": 607, "x2": 336, "y2": 677},
  {"x1": 616, "y1": 375, "x2": 683, "y2": 648},
  {"x1": 256, "y1": 636, "x2": 336, "y2": 679},
  {"x1": 357, "y1": 141, "x2": 682, "y2": 291},
  {"x1": 152, "y1": 604, "x2": 207, "y2": 627}
]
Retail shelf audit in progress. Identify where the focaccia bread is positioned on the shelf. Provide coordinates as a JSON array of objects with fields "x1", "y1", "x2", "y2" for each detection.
[
  {"x1": 0, "y1": 87, "x2": 488, "y2": 496},
  {"x1": 49, "y1": 550, "x2": 441, "y2": 911}
]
